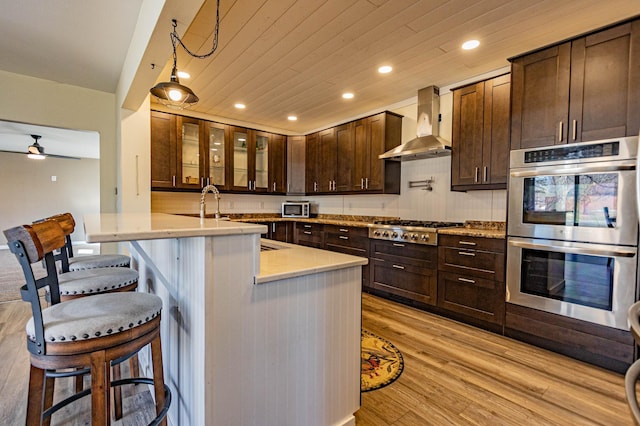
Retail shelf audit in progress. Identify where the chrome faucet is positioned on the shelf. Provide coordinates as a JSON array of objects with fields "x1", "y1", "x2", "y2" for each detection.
[{"x1": 200, "y1": 184, "x2": 222, "y2": 219}]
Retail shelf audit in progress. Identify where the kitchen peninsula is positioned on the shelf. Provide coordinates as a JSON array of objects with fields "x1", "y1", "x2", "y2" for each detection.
[{"x1": 83, "y1": 213, "x2": 365, "y2": 426}]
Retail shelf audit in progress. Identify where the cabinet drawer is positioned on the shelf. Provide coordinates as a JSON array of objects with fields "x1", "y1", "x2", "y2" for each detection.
[
  {"x1": 438, "y1": 234, "x2": 505, "y2": 253},
  {"x1": 438, "y1": 271, "x2": 504, "y2": 325},
  {"x1": 323, "y1": 224, "x2": 369, "y2": 239},
  {"x1": 294, "y1": 222, "x2": 323, "y2": 247},
  {"x1": 325, "y1": 233, "x2": 369, "y2": 252},
  {"x1": 370, "y1": 239, "x2": 437, "y2": 268},
  {"x1": 438, "y1": 246, "x2": 505, "y2": 281},
  {"x1": 370, "y1": 257, "x2": 437, "y2": 306}
]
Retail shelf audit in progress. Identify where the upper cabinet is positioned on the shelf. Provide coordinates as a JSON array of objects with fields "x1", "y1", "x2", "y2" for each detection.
[
  {"x1": 451, "y1": 74, "x2": 510, "y2": 191},
  {"x1": 150, "y1": 111, "x2": 177, "y2": 189},
  {"x1": 151, "y1": 111, "x2": 286, "y2": 194},
  {"x1": 510, "y1": 19, "x2": 640, "y2": 149},
  {"x1": 151, "y1": 111, "x2": 230, "y2": 191},
  {"x1": 286, "y1": 135, "x2": 306, "y2": 195},
  {"x1": 229, "y1": 126, "x2": 286, "y2": 193},
  {"x1": 306, "y1": 111, "x2": 402, "y2": 195}
]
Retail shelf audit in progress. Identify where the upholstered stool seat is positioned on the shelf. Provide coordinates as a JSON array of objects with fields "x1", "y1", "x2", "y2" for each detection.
[
  {"x1": 68, "y1": 253, "x2": 131, "y2": 271},
  {"x1": 57, "y1": 267, "x2": 138, "y2": 297},
  {"x1": 26, "y1": 292, "x2": 161, "y2": 343}
]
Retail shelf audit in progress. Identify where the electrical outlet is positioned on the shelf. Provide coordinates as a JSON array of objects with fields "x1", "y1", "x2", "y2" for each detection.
[{"x1": 51, "y1": 176, "x2": 57, "y2": 182}]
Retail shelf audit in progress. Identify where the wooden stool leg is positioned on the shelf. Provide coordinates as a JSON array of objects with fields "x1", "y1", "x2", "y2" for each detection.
[
  {"x1": 90, "y1": 350, "x2": 110, "y2": 426},
  {"x1": 74, "y1": 368, "x2": 84, "y2": 394},
  {"x1": 26, "y1": 364, "x2": 45, "y2": 425},
  {"x1": 113, "y1": 363, "x2": 123, "y2": 420},
  {"x1": 151, "y1": 334, "x2": 167, "y2": 426},
  {"x1": 42, "y1": 375, "x2": 55, "y2": 426},
  {"x1": 130, "y1": 354, "x2": 140, "y2": 379}
]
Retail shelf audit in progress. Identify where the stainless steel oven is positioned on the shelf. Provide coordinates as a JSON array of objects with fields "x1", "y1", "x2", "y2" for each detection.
[{"x1": 507, "y1": 136, "x2": 639, "y2": 330}]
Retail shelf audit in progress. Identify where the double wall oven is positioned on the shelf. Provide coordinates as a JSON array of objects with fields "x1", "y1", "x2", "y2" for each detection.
[{"x1": 507, "y1": 136, "x2": 639, "y2": 330}]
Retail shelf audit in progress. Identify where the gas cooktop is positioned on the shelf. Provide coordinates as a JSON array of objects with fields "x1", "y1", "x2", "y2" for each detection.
[{"x1": 369, "y1": 220, "x2": 464, "y2": 245}]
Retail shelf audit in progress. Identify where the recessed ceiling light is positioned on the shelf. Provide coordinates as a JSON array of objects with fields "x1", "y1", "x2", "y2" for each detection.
[
  {"x1": 342, "y1": 92, "x2": 354, "y2": 99},
  {"x1": 378, "y1": 65, "x2": 392, "y2": 74},
  {"x1": 461, "y1": 39, "x2": 480, "y2": 50},
  {"x1": 177, "y1": 71, "x2": 191, "y2": 79},
  {"x1": 287, "y1": 115, "x2": 298, "y2": 121},
  {"x1": 234, "y1": 103, "x2": 246, "y2": 109}
]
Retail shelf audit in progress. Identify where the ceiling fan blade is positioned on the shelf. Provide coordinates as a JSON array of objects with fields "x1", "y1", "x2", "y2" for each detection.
[{"x1": 0, "y1": 148, "x2": 81, "y2": 160}]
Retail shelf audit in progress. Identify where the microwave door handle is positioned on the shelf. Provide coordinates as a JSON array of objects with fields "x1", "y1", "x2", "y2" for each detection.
[
  {"x1": 510, "y1": 161, "x2": 636, "y2": 177},
  {"x1": 508, "y1": 239, "x2": 637, "y2": 258}
]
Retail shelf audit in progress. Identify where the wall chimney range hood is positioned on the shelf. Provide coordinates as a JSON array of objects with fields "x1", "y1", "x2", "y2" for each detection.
[{"x1": 379, "y1": 85, "x2": 451, "y2": 161}]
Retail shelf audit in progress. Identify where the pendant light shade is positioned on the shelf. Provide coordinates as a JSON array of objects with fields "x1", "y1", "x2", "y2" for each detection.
[
  {"x1": 150, "y1": 0, "x2": 220, "y2": 110},
  {"x1": 150, "y1": 66, "x2": 199, "y2": 109}
]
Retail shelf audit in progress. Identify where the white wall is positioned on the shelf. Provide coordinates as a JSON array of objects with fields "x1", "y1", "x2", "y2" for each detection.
[
  {"x1": 0, "y1": 70, "x2": 117, "y2": 215},
  {"x1": 0, "y1": 153, "x2": 100, "y2": 244}
]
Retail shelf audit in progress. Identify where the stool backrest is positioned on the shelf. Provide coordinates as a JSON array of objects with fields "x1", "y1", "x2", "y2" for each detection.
[
  {"x1": 3, "y1": 220, "x2": 67, "y2": 354},
  {"x1": 45, "y1": 212, "x2": 76, "y2": 258}
]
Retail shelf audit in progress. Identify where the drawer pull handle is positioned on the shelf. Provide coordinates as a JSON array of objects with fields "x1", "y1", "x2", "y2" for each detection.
[
  {"x1": 392, "y1": 264, "x2": 405, "y2": 270},
  {"x1": 458, "y1": 251, "x2": 476, "y2": 256},
  {"x1": 339, "y1": 228, "x2": 348, "y2": 232},
  {"x1": 339, "y1": 236, "x2": 349, "y2": 240},
  {"x1": 458, "y1": 277, "x2": 476, "y2": 284},
  {"x1": 393, "y1": 243, "x2": 405, "y2": 247},
  {"x1": 304, "y1": 225, "x2": 312, "y2": 228},
  {"x1": 459, "y1": 241, "x2": 476, "y2": 246},
  {"x1": 303, "y1": 231, "x2": 312, "y2": 235}
]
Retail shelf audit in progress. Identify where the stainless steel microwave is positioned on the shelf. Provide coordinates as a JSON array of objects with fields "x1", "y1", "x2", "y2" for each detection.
[{"x1": 282, "y1": 201, "x2": 310, "y2": 218}]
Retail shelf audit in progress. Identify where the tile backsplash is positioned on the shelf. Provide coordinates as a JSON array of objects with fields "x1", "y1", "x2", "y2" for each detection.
[{"x1": 152, "y1": 155, "x2": 506, "y2": 221}]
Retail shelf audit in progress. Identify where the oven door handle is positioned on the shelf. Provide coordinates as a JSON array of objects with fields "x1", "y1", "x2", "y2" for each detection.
[
  {"x1": 510, "y1": 161, "x2": 636, "y2": 177},
  {"x1": 508, "y1": 238, "x2": 637, "y2": 258}
]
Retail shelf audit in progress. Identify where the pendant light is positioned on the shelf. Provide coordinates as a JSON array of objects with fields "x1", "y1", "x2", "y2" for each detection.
[{"x1": 150, "y1": 0, "x2": 221, "y2": 110}]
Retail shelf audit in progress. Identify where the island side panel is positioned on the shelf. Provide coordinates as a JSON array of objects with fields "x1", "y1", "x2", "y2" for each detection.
[
  {"x1": 209, "y1": 263, "x2": 362, "y2": 426},
  {"x1": 132, "y1": 233, "x2": 259, "y2": 426}
]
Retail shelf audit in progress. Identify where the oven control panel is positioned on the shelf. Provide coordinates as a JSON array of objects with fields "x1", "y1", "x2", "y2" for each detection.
[{"x1": 368, "y1": 225, "x2": 438, "y2": 246}]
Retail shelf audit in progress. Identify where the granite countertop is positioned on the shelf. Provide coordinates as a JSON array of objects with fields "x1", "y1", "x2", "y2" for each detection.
[
  {"x1": 83, "y1": 213, "x2": 267, "y2": 243},
  {"x1": 257, "y1": 239, "x2": 368, "y2": 284},
  {"x1": 178, "y1": 213, "x2": 507, "y2": 239},
  {"x1": 207, "y1": 213, "x2": 398, "y2": 228},
  {"x1": 438, "y1": 221, "x2": 506, "y2": 239}
]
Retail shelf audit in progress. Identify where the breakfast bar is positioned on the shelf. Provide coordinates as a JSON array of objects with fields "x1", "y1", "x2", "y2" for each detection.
[{"x1": 83, "y1": 213, "x2": 366, "y2": 426}]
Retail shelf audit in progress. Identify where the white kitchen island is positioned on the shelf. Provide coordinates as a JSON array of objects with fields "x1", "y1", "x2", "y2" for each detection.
[{"x1": 83, "y1": 213, "x2": 365, "y2": 426}]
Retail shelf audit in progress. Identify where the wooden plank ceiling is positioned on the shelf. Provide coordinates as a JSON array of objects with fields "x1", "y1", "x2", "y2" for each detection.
[{"x1": 152, "y1": 0, "x2": 639, "y2": 134}]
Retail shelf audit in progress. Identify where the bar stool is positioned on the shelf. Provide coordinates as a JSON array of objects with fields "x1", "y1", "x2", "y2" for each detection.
[
  {"x1": 46, "y1": 212, "x2": 131, "y2": 271},
  {"x1": 3, "y1": 220, "x2": 170, "y2": 425},
  {"x1": 625, "y1": 300, "x2": 640, "y2": 423},
  {"x1": 38, "y1": 215, "x2": 141, "y2": 419}
]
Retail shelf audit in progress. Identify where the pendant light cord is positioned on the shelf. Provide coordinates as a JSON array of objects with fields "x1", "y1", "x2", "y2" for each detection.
[{"x1": 170, "y1": 0, "x2": 221, "y2": 61}]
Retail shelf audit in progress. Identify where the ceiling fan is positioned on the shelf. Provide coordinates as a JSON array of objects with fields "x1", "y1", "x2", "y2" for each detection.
[{"x1": 0, "y1": 134, "x2": 80, "y2": 160}]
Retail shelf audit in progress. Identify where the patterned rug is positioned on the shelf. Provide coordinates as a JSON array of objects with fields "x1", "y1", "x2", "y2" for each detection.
[{"x1": 361, "y1": 329, "x2": 404, "y2": 392}]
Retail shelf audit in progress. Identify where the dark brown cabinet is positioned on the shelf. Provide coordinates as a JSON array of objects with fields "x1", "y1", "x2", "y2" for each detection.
[
  {"x1": 151, "y1": 111, "x2": 177, "y2": 189},
  {"x1": 258, "y1": 221, "x2": 293, "y2": 243},
  {"x1": 353, "y1": 112, "x2": 402, "y2": 193},
  {"x1": 510, "y1": 19, "x2": 640, "y2": 149},
  {"x1": 437, "y1": 235, "x2": 505, "y2": 329},
  {"x1": 451, "y1": 74, "x2": 510, "y2": 191},
  {"x1": 324, "y1": 225, "x2": 370, "y2": 287},
  {"x1": 305, "y1": 112, "x2": 402, "y2": 195},
  {"x1": 151, "y1": 111, "x2": 230, "y2": 191},
  {"x1": 369, "y1": 240, "x2": 438, "y2": 306},
  {"x1": 286, "y1": 136, "x2": 305, "y2": 195},
  {"x1": 294, "y1": 222, "x2": 324, "y2": 249},
  {"x1": 228, "y1": 126, "x2": 287, "y2": 193}
]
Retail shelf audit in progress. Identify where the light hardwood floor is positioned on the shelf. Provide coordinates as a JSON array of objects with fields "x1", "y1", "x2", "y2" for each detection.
[{"x1": 0, "y1": 293, "x2": 635, "y2": 425}]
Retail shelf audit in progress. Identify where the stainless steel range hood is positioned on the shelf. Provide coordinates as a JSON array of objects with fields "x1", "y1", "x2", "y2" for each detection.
[{"x1": 379, "y1": 85, "x2": 451, "y2": 161}]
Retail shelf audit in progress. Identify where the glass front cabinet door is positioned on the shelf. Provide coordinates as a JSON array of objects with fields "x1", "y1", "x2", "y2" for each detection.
[
  {"x1": 206, "y1": 122, "x2": 228, "y2": 190},
  {"x1": 177, "y1": 116, "x2": 202, "y2": 189}
]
